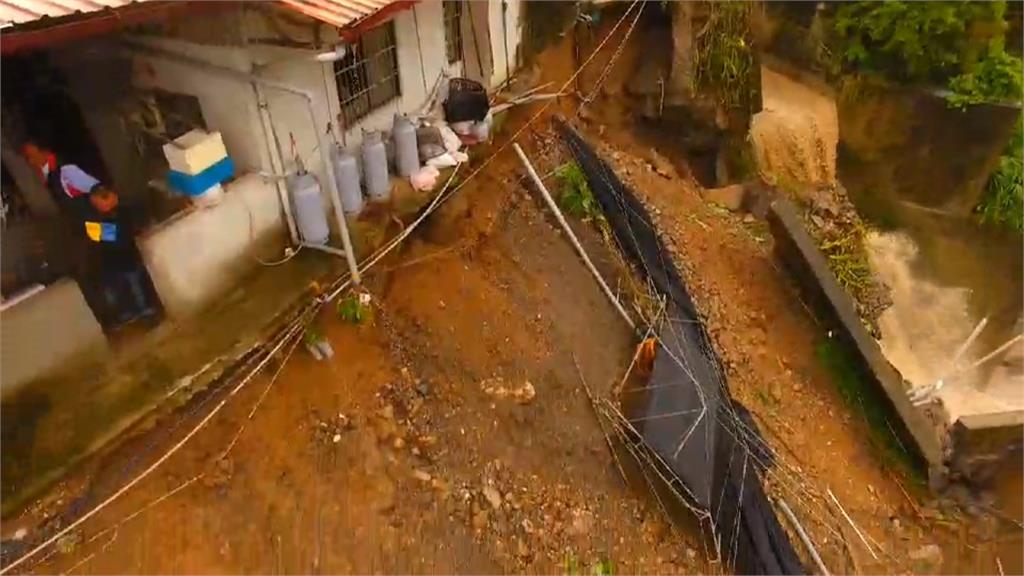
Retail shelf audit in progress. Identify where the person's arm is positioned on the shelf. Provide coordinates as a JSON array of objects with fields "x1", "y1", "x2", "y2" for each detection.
[{"x1": 59, "y1": 165, "x2": 101, "y2": 198}]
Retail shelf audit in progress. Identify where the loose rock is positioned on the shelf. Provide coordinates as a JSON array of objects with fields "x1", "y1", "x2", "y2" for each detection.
[
  {"x1": 482, "y1": 485, "x2": 503, "y2": 510},
  {"x1": 704, "y1": 184, "x2": 746, "y2": 212}
]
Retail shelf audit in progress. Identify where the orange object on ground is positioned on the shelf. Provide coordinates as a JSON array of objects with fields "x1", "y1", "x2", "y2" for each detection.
[{"x1": 636, "y1": 337, "x2": 657, "y2": 377}]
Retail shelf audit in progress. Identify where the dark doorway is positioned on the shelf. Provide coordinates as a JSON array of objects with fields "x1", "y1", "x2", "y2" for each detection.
[{"x1": 1, "y1": 52, "x2": 109, "y2": 183}]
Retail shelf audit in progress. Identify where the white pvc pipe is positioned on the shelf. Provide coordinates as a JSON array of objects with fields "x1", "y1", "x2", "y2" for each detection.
[
  {"x1": 124, "y1": 41, "x2": 361, "y2": 285},
  {"x1": 512, "y1": 143, "x2": 635, "y2": 330},
  {"x1": 957, "y1": 333, "x2": 1024, "y2": 375},
  {"x1": 777, "y1": 497, "x2": 831, "y2": 575},
  {"x1": 302, "y1": 242, "x2": 348, "y2": 258},
  {"x1": 251, "y1": 82, "x2": 298, "y2": 245}
]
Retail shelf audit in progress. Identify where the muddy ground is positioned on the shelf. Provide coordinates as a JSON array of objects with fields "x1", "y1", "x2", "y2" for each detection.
[{"x1": 3, "y1": 7, "x2": 1022, "y2": 576}]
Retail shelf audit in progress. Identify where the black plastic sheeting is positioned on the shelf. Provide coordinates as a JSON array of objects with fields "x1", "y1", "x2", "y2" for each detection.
[{"x1": 558, "y1": 121, "x2": 804, "y2": 575}]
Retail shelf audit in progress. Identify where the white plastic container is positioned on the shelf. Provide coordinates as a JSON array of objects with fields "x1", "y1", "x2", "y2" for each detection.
[
  {"x1": 287, "y1": 172, "x2": 329, "y2": 245},
  {"x1": 472, "y1": 111, "x2": 493, "y2": 143},
  {"x1": 392, "y1": 113, "x2": 420, "y2": 177},
  {"x1": 163, "y1": 130, "x2": 228, "y2": 175},
  {"x1": 331, "y1": 144, "x2": 363, "y2": 215},
  {"x1": 190, "y1": 183, "x2": 224, "y2": 208},
  {"x1": 362, "y1": 130, "x2": 390, "y2": 202}
]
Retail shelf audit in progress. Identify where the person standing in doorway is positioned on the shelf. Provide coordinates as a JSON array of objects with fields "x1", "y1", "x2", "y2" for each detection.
[
  {"x1": 21, "y1": 142, "x2": 102, "y2": 217},
  {"x1": 83, "y1": 187, "x2": 156, "y2": 326}
]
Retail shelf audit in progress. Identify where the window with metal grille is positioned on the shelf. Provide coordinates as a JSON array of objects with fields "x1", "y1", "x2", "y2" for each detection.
[
  {"x1": 334, "y1": 22, "x2": 401, "y2": 127},
  {"x1": 443, "y1": 1, "x2": 463, "y2": 64}
]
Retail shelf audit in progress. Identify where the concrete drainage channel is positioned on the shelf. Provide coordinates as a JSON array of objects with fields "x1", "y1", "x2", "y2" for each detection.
[{"x1": 767, "y1": 195, "x2": 1022, "y2": 487}]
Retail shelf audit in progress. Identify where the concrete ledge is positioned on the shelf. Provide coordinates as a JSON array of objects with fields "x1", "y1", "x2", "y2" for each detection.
[
  {"x1": 138, "y1": 172, "x2": 285, "y2": 320},
  {"x1": 949, "y1": 411, "x2": 1024, "y2": 482},
  {"x1": 767, "y1": 197, "x2": 945, "y2": 470},
  {"x1": 1, "y1": 279, "x2": 109, "y2": 395}
]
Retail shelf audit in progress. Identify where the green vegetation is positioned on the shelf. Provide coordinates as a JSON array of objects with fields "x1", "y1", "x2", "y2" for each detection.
[
  {"x1": 694, "y1": 1, "x2": 756, "y2": 111},
  {"x1": 830, "y1": 1, "x2": 1022, "y2": 230},
  {"x1": 564, "y1": 554, "x2": 614, "y2": 576},
  {"x1": 832, "y1": 2, "x2": 1008, "y2": 84},
  {"x1": 977, "y1": 119, "x2": 1023, "y2": 232},
  {"x1": 946, "y1": 49, "x2": 1024, "y2": 108},
  {"x1": 831, "y1": 1, "x2": 1021, "y2": 104},
  {"x1": 815, "y1": 338, "x2": 925, "y2": 485},
  {"x1": 555, "y1": 161, "x2": 602, "y2": 221},
  {"x1": 336, "y1": 294, "x2": 369, "y2": 324},
  {"x1": 593, "y1": 558, "x2": 614, "y2": 576},
  {"x1": 819, "y1": 224, "x2": 872, "y2": 294},
  {"x1": 303, "y1": 327, "x2": 324, "y2": 346}
]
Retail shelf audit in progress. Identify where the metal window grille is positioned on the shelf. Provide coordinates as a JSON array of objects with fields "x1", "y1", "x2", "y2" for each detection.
[
  {"x1": 334, "y1": 22, "x2": 401, "y2": 127},
  {"x1": 443, "y1": 1, "x2": 463, "y2": 64}
]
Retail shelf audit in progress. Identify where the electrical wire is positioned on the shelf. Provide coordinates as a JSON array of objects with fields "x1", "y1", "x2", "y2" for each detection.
[
  {"x1": 4, "y1": 8, "x2": 655, "y2": 572},
  {"x1": 0, "y1": 318, "x2": 308, "y2": 576}
]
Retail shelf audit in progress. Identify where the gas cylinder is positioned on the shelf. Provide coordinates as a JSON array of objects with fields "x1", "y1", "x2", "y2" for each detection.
[
  {"x1": 361, "y1": 130, "x2": 390, "y2": 201},
  {"x1": 392, "y1": 113, "x2": 420, "y2": 177},
  {"x1": 287, "y1": 171, "x2": 329, "y2": 245},
  {"x1": 331, "y1": 144, "x2": 363, "y2": 215}
]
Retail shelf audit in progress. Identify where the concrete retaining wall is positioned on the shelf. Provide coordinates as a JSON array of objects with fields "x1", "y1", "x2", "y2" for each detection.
[
  {"x1": 1, "y1": 279, "x2": 109, "y2": 394},
  {"x1": 949, "y1": 411, "x2": 1024, "y2": 483},
  {"x1": 136, "y1": 173, "x2": 285, "y2": 319},
  {"x1": 766, "y1": 197, "x2": 945, "y2": 473}
]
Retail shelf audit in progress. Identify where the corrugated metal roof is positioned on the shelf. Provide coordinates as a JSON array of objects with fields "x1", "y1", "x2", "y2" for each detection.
[
  {"x1": 277, "y1": 0, "x2": 398, "y2": 30},
  {"x1": 0, "y1": 0, "x2": 154, "y2": 29},
  {"x1": 0, "y1": 0, "x2": 406, "y2": 32}
]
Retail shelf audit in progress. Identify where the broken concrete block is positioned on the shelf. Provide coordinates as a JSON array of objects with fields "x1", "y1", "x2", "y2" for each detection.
[{"x1": 704, "y1": 184, "x2": 746, "y2": 211}]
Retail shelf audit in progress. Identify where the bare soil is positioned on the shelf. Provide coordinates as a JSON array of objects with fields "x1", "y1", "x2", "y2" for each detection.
[{"x1": 3, "y1": 11, "x2": 1020, "y2": 576}]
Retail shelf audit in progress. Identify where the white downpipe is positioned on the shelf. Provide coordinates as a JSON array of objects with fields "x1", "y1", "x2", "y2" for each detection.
[
  {"x1": 302, "y1": 242, "x2": 348, "y2": 258},
  {"x1": 513, "y1": 143, "x2": 635, "y2": 330},
  {"x1": 252, "y1": 82, "x2": 299, "y2": 245},
  {"x1": 124, "y1": 40, "x2": 361, "y2": 285}
]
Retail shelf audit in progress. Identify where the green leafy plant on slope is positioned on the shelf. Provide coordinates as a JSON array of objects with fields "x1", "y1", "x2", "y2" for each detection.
[
  {"x1": 337, "y1": 294, "x2": 369, "y2": 324},
  {"x1": 832, "y1": 1, "x2": 1007, "y2": 84},
  {"x1": 694, "y1": 1, "x2": 756, "y2": 111},
  {"x1": 977, "y1": 119, "x2": 1023, "y2": 233},
  {"x1": 555, "y1": 161, "x2": 602, "y2": 221},
  {"x1": 831, "y1": 1, "x2": 1022, "y2": 230},
  {"x1": 946, "y1": 49, "x2": 1023, "y2": 108}
]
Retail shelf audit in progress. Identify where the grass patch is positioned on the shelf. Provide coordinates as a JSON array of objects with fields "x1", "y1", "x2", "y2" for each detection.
[
  {"x1": 815, "y1": 337, "x2": 925, "y2": 487},
  {"x1": 694, "y1": 1, "x2": 756, "y2": 111},
  {"x1": 978, "y1": 154, "x2": 1023, "y2": 232},
  {"x1": 819, "y1": 224, "x2": 873, "y2": 294},
  {"x1": 754, "y1": 387, "x2": 781, "y2": 410},
  {"x1": 555, "y1": 162, "x2": 601, "y2": 220}
]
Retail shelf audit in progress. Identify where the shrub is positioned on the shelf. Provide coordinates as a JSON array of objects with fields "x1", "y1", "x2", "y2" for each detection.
[
  {"x1": 977, "y1": 120, "x2": 1023, "y2": 232},
  {"x1": 832, "y1": 1, "x2": 1007, "y2": 84},
  {"x1": 946, "y1": 49, "x2": 1024, "y2": 108},
  {"x1": 555, "y1": 162, "x2": 601, "y2": 220}
]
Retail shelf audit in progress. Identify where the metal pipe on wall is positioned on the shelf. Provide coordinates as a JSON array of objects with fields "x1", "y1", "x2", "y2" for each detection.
[
  {"x1": 251, "y1": 82, "x2": 299, "y2": 245},
  {"x1": 123, "y1": 40, "x2": 362, "y2": 285}
]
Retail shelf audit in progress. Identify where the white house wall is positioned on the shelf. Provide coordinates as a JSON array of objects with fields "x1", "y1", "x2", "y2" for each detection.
[
  {"x1": 1, "y1": 279, "x2": 109, "y2": 394},
  {"x1": 137, "y1": 172, "x2": 286, "y2": 319},
  {"x1": 247, "y1": 42, "x2": 338, "y2": 185},
  {"x1": 131, "y1": 36, "x2": 267, "y2": 173},
  {"x1": 330, "y1": 0, "x2": 463, "y2": 148},
  {"x1": 488, "y1": 0, "x2": 522, "y2": 88},
  {"x1": 131, "y1": 1, "x2": 472, "y2": 189},
  {"x1": 118, "y1": 1, "x2": 519, "y2": 317}
]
